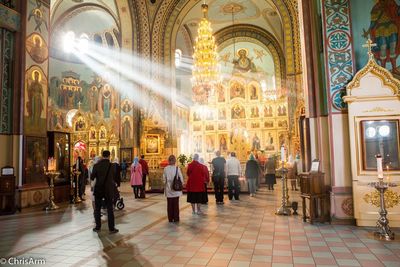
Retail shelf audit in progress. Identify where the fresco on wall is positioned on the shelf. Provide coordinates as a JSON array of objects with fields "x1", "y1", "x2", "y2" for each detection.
[
  {"x1": 24, "y1": 66, "x2": 47, "y2": 135},
  {"x1": 48, "y1": 64, "x2": 120, "y2": 136},
  {"x1": 351, "y1": 0, "x2": 400, "y2": 77},
  {"x1": 24, "y1": 0, "x2": 50, "y2": 136}
]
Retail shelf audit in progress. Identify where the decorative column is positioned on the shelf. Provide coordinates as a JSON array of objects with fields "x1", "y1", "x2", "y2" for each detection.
[{"x1": 321, "y1": 0, "x2": 356, "y2": 223}]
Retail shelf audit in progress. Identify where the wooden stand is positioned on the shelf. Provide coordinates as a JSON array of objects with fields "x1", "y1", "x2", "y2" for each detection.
[
  {"x1": 299, "y1": 172, "x2": 330, "y2": 224},
  {"x1": 0, "y1": 175, "x2": 16, "y2": 215}
]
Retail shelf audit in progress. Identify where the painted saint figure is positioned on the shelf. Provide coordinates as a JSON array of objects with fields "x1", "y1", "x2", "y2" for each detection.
[
  {"x1": 233, "y1": 49, "x2": 257, "y2": 73},
  {"x1": 252, "y1": 134, "x2": 261, "y2": 151},
  {"x1": 122, "y1": 117, "x2": 131, "y2": 141},
  {"x1": 27, "y1": 71, "x2": 44, "y2": 126},
  {"x1": 364, "y1": 0, "x2": 400, "y2": 74}
]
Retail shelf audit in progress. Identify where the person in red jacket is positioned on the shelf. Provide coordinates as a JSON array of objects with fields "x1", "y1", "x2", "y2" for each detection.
[
  {"x1": 139, "y1": 155, "x2": 149, "y2": 198},
  {"x1": 186, "y1": 154, "x2": 207, "y2": 214}
]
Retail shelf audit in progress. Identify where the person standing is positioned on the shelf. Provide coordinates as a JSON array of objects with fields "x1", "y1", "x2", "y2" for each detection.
[
  {"x1": 265, "y1": 156, "x2": 276, "y2": 191},
  {"x1": 245, "y1": 154, "x2": 259, "y2": 197},
  {"x1": 186, "y1": 154, "x2": 207, "y2": 214},
  {"x1": 163, "y1": 155, "x2": 184, "y2": 222},
  {"x1": 120, "y1": 159, "x2": 127, "y2": 181},
  {"x1": 139, "y1": 155, "x2": 149, "y2": 198},
  {"x1": 130, "y1": 157, "x2": 143, "y2": 199},
  {"x1": 90, "y1": 150, "x2": 119, "y2": 234},
  {"x1": 226, "y1": 152, "x2": 242, "y2": 200},
  {"x1": 199, "y1": 158, "x2": 210, "y2": 204},
  {"x1": 211, "y1": 151, "x2": 226, "y2": 204}
]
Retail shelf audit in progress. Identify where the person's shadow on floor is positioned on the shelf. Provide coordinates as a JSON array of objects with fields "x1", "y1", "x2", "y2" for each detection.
[{"x1": 97, "y1": 233, "x2": 153, "y2": 267}]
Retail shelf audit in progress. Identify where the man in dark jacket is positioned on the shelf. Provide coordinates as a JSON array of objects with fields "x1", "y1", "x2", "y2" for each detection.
[{"x1": 90, "y1": 150, "x2": 119, "y2": 234}]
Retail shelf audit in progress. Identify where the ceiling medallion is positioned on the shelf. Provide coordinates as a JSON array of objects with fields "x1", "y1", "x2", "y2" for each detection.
[{"x1": 221, "y1": 3, "x2": 245, "y2": 15}]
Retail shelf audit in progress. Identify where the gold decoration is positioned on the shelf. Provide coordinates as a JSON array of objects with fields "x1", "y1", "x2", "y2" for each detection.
[
  {"x1": 191, "y1": 3, "x2": 219, "y2": 103},
  {"x1": 363, "y1": 107, "x2": 395, "y2": 113},
  {"x1": 346, "y1": 39, "x2": 400, "y2": 95},
  {"x1": 363, "y1": 189, "x2": 400, "y2": 209}
]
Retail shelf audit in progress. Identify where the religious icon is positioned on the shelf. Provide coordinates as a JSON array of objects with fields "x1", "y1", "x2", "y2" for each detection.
[
  {"x1": 194, "y1": 136, "x2": 202, "y2": 153},
  {"x1": 233, "y1": 48, "x2": 257, "y2": 73},
  {"x1": 28, "y1": 0, "x2": 48, "y2": 33},
  {"x1": 217, "y1": 83, "x2": 225, "y2": 102},
  {"x1": 265, "y1": 132, "x2": 274, "y2": 151},
  {"x1": 248, "y1": 82, "x2": 259, "y2": 100},
  {"x1": 219, "y1": 134, "x2": 228, "y2": 152},
  {"x1": 90, "y1": 148, "x2": 96, "y2": 158},
  {"x1": 193, "y1": 111, "x2": 201, "y2": 121},
  {"x1": 206, "y1": 135, "x2": 215, "y2": 153},
  {"x1": 279, "y1": 132, "x2": 286, "y2": 146},
  {"x1": 122, "y1": 99, "x2": 132, "y2": 113},
  {"x1": 145, "y1": 134, "x2": 160, "y2": 154},
  {"x1": 100, "y1": 84, "x2": 112, "y2": 119},
  {"x1": 122, "y1": 116, "x2": 132, "y2": 142},
  {"x1": 231, "y1": 104, "x2": 245, "y2": 119},
  {"x1": 25, "y1": 136, "x2": 46, "y2": 184},
  {"x1": 264, "y1": 105, "x2": 273, "y2": 117},
  {"x1": 230, "y1": 80, "x2": 245, "y2": 99},
  {"x1": 99, "y1": 126, "x2": 107, "y2": 139},
  {"x1": 74, "y1": 116, "x2": 85, "y2": 131},
  {"x1": 250, "y1": 107, "x2": 259, "y2": 118},
  {"x1": 264, "y1": 120, "x2": 274, "y2": 128},
  {"x1": 89, "y1": 128, "x2": 96, "y2": 140},
  {"x1": 26, "y1": 68, "x2": 46, "y2": 132},
  {"x1": 363, "y1": 0, "x2": 400, "y2": 75},
  {"x1": 278, "y1": 120, "x2": 288, "y2": 128},
  {"x1": 120, "y1": 148, "x2": 133, "y2": 164},
  {"x1": 252, "y1": 133, "x2": 261, "y2": 151},
  {"x1": 26, "y1": 33, "x2": 48, "y2": 63},
  {"x1": 277, "y1": 105, "x2": 287, "y2": 116},
  {"x1": 88, "y1": 86, "x2": 98, "y2": 113},
  {"x1": 251, "y1": 122, "x2": 260, "y2": 128}
]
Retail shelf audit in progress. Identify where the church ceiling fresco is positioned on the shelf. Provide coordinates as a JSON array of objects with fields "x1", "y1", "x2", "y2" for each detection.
[{"x1": 177, "y1": 0, "x2": 283, "y2": 55}]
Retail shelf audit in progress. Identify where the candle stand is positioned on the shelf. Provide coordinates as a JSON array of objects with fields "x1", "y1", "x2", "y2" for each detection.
[
  {"x1": 70, "y1": 169, "x2": 82, "y2": 204},
  {"x1": 276, "y1": 161, "x2": 292, "y2": 216},
  {"x1": 368, "y1": 179, "x2": 397, "y2": 241},
  {"x1": 43, "y1": 170, "x2": 60, "y2": 211}
]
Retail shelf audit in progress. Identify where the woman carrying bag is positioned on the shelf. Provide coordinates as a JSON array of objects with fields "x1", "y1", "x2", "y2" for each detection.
[{"x1": 163, "y1": 155, "x2": 184, "y2": 222}]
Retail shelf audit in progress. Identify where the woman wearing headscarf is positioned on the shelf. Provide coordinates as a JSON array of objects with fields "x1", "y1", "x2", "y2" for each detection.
[
  {"x1": 186, "y1": 154, "x2": 207, "y2": 214},
  {"x1": 245, "y1": 154, "x2": 259, "y2": 197},
  {"x1": 163, "y1": 155, "x2": 184, "y2": 222},
  {"x1": 265, "y1": 156, "x2": 276, "y2": 191},
  {"x1": 199, "y1": 158, "x2": 210, "y2": 204},
  {"x1": 130, "y1": 157, "x2": 143, "y2": 199}
]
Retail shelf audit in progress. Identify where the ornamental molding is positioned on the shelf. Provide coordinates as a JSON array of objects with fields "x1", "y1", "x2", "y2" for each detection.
[{"x1": 346, "y1": 57, "x2": 400, "y2": 96}]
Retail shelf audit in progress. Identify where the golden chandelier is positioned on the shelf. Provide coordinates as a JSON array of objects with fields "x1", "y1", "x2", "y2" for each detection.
[{"x1": 191, "y1": 2, "x2": 219, "y2": 103}]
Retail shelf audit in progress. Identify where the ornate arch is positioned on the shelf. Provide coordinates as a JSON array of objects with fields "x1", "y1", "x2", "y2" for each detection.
[
  {"x1": 214, "y1": 24, "x2": 286, "y2": 91},
  {"x1": 152, "y1": 0, "x2": 298, "y2": 77}
]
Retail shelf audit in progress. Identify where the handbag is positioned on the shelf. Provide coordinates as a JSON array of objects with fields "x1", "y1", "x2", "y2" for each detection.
[{"x1": 172, "y1": 167, "x2": 183, "y2": 191}]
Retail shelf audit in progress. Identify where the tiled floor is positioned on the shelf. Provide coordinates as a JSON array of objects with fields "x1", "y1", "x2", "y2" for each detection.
[{"x1": 0, "y1": 183, "x2": 399, "y2": 267}]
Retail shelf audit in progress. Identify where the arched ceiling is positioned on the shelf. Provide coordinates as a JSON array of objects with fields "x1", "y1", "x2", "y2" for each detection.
[
  {"x1": 176, "y1": 0, "x2": 283, "y2": 56},
  {"x1": 50, "y1": 0, "x2": 119, "y2": 25}
]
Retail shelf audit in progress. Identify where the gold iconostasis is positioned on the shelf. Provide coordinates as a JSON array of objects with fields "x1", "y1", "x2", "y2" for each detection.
[{"x1": 189, "y1": 77, "x2": 288, "y2": 162}]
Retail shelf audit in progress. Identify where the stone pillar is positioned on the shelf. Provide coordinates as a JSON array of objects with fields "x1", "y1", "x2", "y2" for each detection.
[{"x1": 321, "y1": 0, "x2": 356, "y2": 223}]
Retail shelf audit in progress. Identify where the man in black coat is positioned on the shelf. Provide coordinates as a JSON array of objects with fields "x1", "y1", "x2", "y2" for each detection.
[{"x1": 90, "y1": 150, "x2": 119, "y2": 234}]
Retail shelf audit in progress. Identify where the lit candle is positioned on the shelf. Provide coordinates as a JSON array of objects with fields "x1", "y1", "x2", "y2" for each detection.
[
  {"x1": 281, "y1": 146, "x2": 285, "y2": 162},
  {"x1": 376, "y1": 154, "x2": 383, "y2": 179}
]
